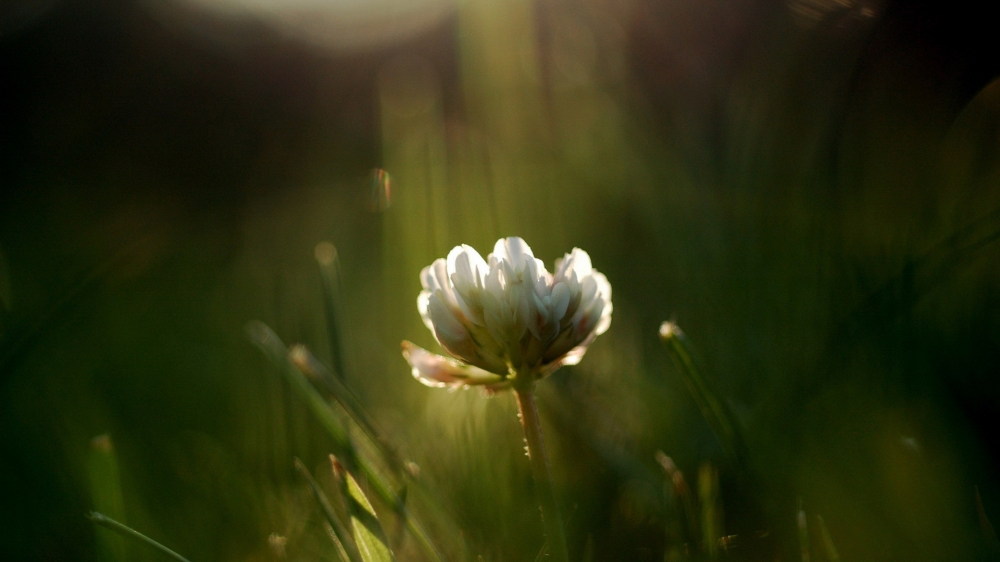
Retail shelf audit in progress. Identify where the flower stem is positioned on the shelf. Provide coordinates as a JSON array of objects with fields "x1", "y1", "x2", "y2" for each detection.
[{"x1": 514, "y1": 385, "x2": 569, "y2": 562}]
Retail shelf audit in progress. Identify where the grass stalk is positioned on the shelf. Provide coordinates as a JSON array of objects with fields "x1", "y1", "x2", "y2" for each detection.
[
  {"x1": 514, "y1": 385, "x2": 569, "y2": 562},
  {"x1": 295, "y1": 458, "x2": 362, "y2": 562},
  {"x1": 87, "y1": 512, "x2": 191, "y2": 562},
  {"x1": 315, "y1": 242, "x2": 348, "y2": 380},
  {"x1": 659, "y1": 322, "x2": 745, "y2": 465},
  {"x1": 87, "y1": 434, "x2": 128, "y2": 562},
  {"x1": 247, "y1": 321, "x2": 445, "y2": 562}
]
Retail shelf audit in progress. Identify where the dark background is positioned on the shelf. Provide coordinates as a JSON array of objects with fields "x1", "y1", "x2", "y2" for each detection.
[{"x1": 2, "y1": 0, "x2": 1000, "y2": 559}]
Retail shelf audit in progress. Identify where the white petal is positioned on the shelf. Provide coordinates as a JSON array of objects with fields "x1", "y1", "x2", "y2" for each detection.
[
  {"x1": 579, "y1": 297, "x2": 605, "y2": 335},
  {"x1": 419, "y1": 264, "x2": 438, "y2": 291},
  {"x1": 579, "y1": 275, "x2": 598, "y2": 305},
  {"x1": 540, "y1": 338, "x2": 593, "y2": 378},
  {"x1": 417, "y1": 291, "x2": 435, "y2": 332},
  {"x1": 493, "y1": 237, "x2": 534, "y2": 268},
  {"x1": 448, "y1": 244, "x2": 488, "y2": 282},
  {"x1": 553, "y1": 248, "x2": 592, "y2": 282},
  {"x1": 568, "y1": 248, "x2": 593, "y2": 278},
  {"x1": 427, "y1": 291, "x2": 473, "y2": 358},
  {"x1": 591, "y1": 271, "x2": 613, "y2": 336},
  {"x1": 512, "y1": 283, "x2": 533, "y2": 339},
  {"x1": 533, "y1": 258, "x2": 552, "y2": 293},
  {"x1": 479, "y1": 287, "x2": 507, "y2": 346},
  {"x1": 402, "y1": 341, "x2": 507, "y2": 389},
  {"x1": 450, "y1": 247, "x2": 488, "y2": 326},
  {"x1": 550, "y1": 282, "x2": 571, "y2": 322},
  {"x1": 528, "y1": 291, "x2": 548, "y2": 339}
]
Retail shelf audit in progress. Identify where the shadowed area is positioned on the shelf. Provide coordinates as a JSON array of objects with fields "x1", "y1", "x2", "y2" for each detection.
[{"x1": 2, "y1": 0, "x2": 1000, "y2": 560}]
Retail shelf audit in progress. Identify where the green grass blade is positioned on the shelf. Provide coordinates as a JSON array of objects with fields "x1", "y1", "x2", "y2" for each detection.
[
  {"x1": 581, "y1": 535, "x2": 595, "y2": 562},
  {"x1": 659, "y1": 322, "x2": 745, "y2": 464},
  {"x1": 315, "y1": 242, "x2": 348, "y2": 381},
  {"x1": 323, "y1": 522, "x2": 354, "y2": 562},
  {"x1": 533, "y1": 542, "x2": 549, "y2": 562},
  {"x1": 336, "y1": 460, "x2": 396, "y2": 562},
  {"x1": 87, "y1": 434, "x2": 127, "y2": 562},
  {"x1": 656, "y1": 451, "x2": 699, "y2": 545},
  {"x1": 247, "y1": 321, "x2": 445, "y2": 562},
  {"x1": 290, "y1": 344, "x2": 406, "y2": 474},
  {"x1": 797, "y1": 498, "x2": 810, "y2": 562},
  {"x1": 295, "y1": 458, "x2": 362, "y2": 562},
  {"x1": 87, "y1": 512, "x2": 192, "y2": 562},
  {"x1": 292, "y1": 345, "x2": 465, "y2": 560},
  {"x1": 816, "y1": 515, "x2": 840, "y2": 562},
  {"x1": 698, "y1": 463, "x2": 722, "y2": 560},
  {"x1": 247, "y1": 321, "x2": 354, "y2": 460}
]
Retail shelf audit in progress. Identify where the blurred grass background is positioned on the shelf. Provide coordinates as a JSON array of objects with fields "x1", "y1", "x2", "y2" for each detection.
[{"x1": 2, "y1": 0, "x2": 1000, "y2": 559}]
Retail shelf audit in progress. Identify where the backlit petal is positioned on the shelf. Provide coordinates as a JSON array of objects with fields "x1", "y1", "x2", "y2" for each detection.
[{"x1": 402, "y1": 341, "x2": 507, "y2": 389}]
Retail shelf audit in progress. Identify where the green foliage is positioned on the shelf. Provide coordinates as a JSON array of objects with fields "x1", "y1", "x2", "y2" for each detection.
[
  {"x1": 248, "y1": 318, "x2": 450, "y2": 561},
  {"x1": 659, "y1": 322, "x2": 746, "y2": 467},
  {"x1": 295, "y1": 458, "x2": 358, "y2": 562},
  {"x1": 87, "y1": 435, "x2": 127, "y2": 562},
  {"x1": 339, "y1": 463, "x2": 397, "y2": 562},
  {"x1": 3, "y1": 3, "x2": 1000, "y2": 561},
  {"x1": 87, "y1": 512, "x2": 191, "y2": 562}
]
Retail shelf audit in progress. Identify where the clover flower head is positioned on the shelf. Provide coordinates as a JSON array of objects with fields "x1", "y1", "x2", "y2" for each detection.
[{"x1": 402, "y1": 237, "x2": 612, "y2": 390}]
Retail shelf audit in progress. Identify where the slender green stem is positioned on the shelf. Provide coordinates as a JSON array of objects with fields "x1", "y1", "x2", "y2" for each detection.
[
  {"x1": 514, "y1": 386, "x2": 569, "y2": 562},
  {"x1": 87, "y1": 512, "x2": 192, "y2": 562}
]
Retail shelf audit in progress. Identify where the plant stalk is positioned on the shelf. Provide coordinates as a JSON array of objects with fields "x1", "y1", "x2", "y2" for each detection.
[
  {"x1": 87, "y1": 512, "x2": 192, "y2": 562},
  {"x1": 515, "y1": 385, "x2": 569, "y2": 562}
]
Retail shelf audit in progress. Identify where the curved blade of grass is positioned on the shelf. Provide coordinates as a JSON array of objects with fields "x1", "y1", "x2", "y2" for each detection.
[
  {"x1": 816, "y1": 515, "x2": 840, "y2": 562},
  {"x1": 295, "y1": 458, "x2": 362, "y2": 562},
  {"x1": 315, "y1": 242, "x2": 349, "y2": 381},
  {"x1": 87, "y1": 435, "x2": 128, "y2": 562},
  {"x1": 87, "y1": 512, "x2": 191, "y2": 562},
  {"x1": 533, "y1": 542, "x2": 549, "y2": 562},
  {"x1": 290, "y1": 344, "x2": 405, "y2": 473},
  {"x1": 292, "y1": 343, "x2": 465, "y2": 554},
  {"x1": 656, "y1": 451, "x2": 699, "y2": 544},
  {"x1": 247, "y1": 322, "x2": 354, "y2": 460},
  {"x1": 659, "y1": 322, "x2": 746, "y2": 465},
  {"x1": 247, "y1": 321, "x2": 445, "y2": 562},
  {"x1": 336, "y1": 461, "x2": 396, "y2": 562},
  {"x1": 323, "y1": 522, "x2": 354, "y2": 562}
]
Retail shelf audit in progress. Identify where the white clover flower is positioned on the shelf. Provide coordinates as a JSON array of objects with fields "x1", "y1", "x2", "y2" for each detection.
[{"x1": 402, "y1": 237, "x2": 612, "y2": 390}]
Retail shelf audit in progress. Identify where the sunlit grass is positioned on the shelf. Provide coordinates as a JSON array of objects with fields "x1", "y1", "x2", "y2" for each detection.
[{"x1": 3, "y1": 0, "x2": 1000, "y2": 560}]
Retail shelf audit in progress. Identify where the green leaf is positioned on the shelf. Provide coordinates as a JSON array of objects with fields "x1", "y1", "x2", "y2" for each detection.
[{"x1": 338, "y1": 463, "x2": 396, "y2": 562}]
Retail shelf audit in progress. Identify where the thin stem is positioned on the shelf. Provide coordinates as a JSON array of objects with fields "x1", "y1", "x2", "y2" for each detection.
[
  {"x1": 87, "y1": 512, "x2": 192, "y2": 562},
  {"x1": 515, "y1": 386, "x2": 569, "y2": 562}
]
